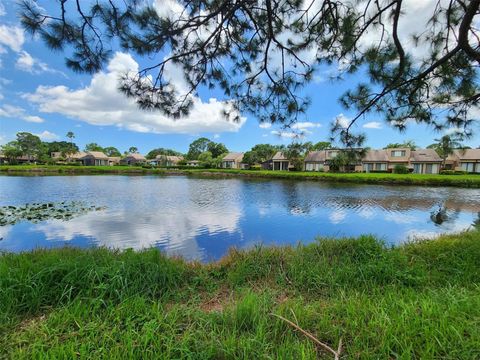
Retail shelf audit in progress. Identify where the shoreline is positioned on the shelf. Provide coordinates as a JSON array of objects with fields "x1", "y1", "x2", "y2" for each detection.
[
  {"x1": 1, "y1": 165, "x2": 480, "y2": 187},
  {"x1": 1, "y1": 230, "x2": 479, "y2": 358}
]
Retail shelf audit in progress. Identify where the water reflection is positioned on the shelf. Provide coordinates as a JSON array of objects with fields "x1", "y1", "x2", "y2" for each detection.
[{"x1": 0, "y1": 175, "x2": 479, "y2": 261}]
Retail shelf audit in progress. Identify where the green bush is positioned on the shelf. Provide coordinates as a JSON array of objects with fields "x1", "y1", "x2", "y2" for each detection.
[
  {"x1": 393, "y1": 164, "x2": 409, "y2": 174},
  {"x1": 158, "y1": 165, "x2": 208, "y2": 170},
  {"x1": 440, "y1": 170, "x2": 469, "y2": 175}
]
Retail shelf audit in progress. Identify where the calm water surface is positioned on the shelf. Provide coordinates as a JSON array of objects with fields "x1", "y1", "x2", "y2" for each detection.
[{"x1": 0, "y1": 175, "x2": 479, "y2": 261}]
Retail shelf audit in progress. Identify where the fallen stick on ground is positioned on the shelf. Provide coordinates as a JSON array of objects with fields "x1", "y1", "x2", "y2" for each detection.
[{"x1": 271, "y1": 313, "x2": 342, "y2": 360}]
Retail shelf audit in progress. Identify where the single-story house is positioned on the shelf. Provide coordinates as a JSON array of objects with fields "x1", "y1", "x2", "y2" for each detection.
[
  {"x1": 120, "y1": 153, "x2": 146, "y2": 166},
  {"x1": 108, "y1": 157, "x2": 121, "y2": 166},
  {"x1": 410, "y1": 149, "x2": 442, "y2": 174},
  {"x1": 150, "y1": 155, "x2": 184, "y2": 167},
  {"x1": 261, "y1": 159, "x2": 273, "y2": 170},
  {"x1": 271, "y1": 152, "x2": 291, "y2": 171},
  {"x1": 80, "y1": 151, "x2": 110, "y2": 166},
  {"x1": 51, "y1": 151, "x2": 87, "y2": 163},
  {"x1": 362, "y1": 149, "x2": 389, "y2": 172},
  {"x1": 186, "y1": 160, "x2": 200, "y2": 167},
  {"x1": 446, "y1": 149, "x2": 480, "y2": 173},
  {"x1": 0, "y1": 152, "x2": 37, "y2": 164},
  {"x1": 221, "y1": 152, "x2": 246, "y2": 169}
]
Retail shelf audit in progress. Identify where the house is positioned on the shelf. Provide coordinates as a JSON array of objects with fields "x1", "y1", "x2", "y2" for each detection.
[
  {"x1": 304, "y1": 149, "x2": 363, "y2": 172},
  {"x1": 186, "y1": 160, "x2": 200, "y2": 167},
  {"x1": 385, "y1": 148, "x2": 412, "y2": 171},
  {"x1": 446, "y1": 149, "x2": 480, "y2": 173},
  {"x1": 80, "y1": 151, "x2": 110, "y2": 166},
  {"x1": 108, "y1": 157, "x2": 121, "y2": 166},
  {"x1": 120, "y1": 153, "x2": 146, "y2": 166},
  {"x1": 261, "y1": 159, "x2": 273, "y2": 170},
  {"x1": 221, "y1": 152, "x2": 245, "y2": 169},
  {"x1": 0, "y1": 152, "x2": 37, "y2": 164},
  {"x1": 271, "y1": 152, "x2": 291, "y2": 171},
  {"x1": 362, "y1": 149, "x2": 389, "y2": 172},
  {"x1": 410, "y1": 149, "x2": 442, "y2": 174},
  {"x1": 304, "y1": 151, "x2": 326, "y2": 171},
  {"x1": 150, "y1": 155, "x2": 184, "y2": 167},
  {"x1": 51, "y1": 151, "x2": 87, "y2": 163}
]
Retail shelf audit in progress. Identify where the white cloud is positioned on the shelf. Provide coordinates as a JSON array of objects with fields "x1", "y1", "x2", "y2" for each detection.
[
  {"x1": 16, "y1": 50, "x2": 66, "y2": 76},
  {"x1": 35, "y1": 130, "x2": 59, "y2": 141},
  {"x1": 269, "y1": 121, "x2": 322, "y2": 139},
  {"x1": 213, "y1": 134, "x2": 220, "y2": 139},
  {"x1": 15, "y1": 50, "x2": 34, "y2": 71},
  {"x1": 24, "y1": 52, "x2": 246, "y2": 134},
  {"x1": 363, "y1": 121, "x2": 383, "y2": 129},
  {"x1": 259, "y1": 122, "x2": 272, "y2": 129},
  {"x1": 291, "y1": 121, "x2": 322, "y2": 131},
  {"x1": 271, "y1": 130, "x2": 303, "y2": 139},
  {"x1": 0, "y1": 25, "x2": 24, "y2": 52},
  {"x1": 334, "y1": 113, "x2": 350, "y2": 129},
  {"x1": 0, "y1": 1, "x2": 5, "y2": 17},
  {"x1": 23, "y1": 115, "x2": 44, "y2": 123},
  {"x1": 0, "y1": 104, "x2": 44, "y2": 123}
]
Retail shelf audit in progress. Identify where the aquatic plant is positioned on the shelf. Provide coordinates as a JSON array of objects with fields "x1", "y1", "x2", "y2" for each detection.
[{"x1": 0, "y1": 201, "x2": 106, "y2": 226}]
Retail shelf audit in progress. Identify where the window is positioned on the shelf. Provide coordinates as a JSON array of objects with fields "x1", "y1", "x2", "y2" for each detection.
[
  {"x1": 363, "y1": 164, "x2": 373, "y2": 172},
  {"x1": 391, "y1": 150, "x2": 406, "y2": 157},
  {"x1": 413, "y1": 164, "x2": 422, "y2": 173},
  {"x1": 375, "y1": 163, "x2": 387, "y2": 171},
  {"x1": 461, "y1": 162, "x2": 476, "y2": 172}
]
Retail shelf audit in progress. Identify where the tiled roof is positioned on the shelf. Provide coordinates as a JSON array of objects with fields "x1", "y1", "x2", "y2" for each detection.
[
  {"x1": 272, "y1": 151, "x2": 288, "y2": 160},
  {"x1": 222, "y1": 152, "x2": 244, "y2": 161},
  {"x1": 363, "y1": 149, "x2": 389, "y2": 162},
  {"x1": 410, "y1": 149, "x2": 442, "y2": 162}
]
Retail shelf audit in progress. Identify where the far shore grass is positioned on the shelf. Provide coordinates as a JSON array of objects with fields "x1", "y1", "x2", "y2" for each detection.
[
  {"x1": 1, "y1": 230, "x2": 479, "y2": 358},
  {"x1": 1, "y1": 164, "x2": 480, "y2": 187}
]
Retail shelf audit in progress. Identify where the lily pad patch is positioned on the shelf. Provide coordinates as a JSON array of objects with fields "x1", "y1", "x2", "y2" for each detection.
[{"x1": 0, "y1": 202, "x2": 106, "y2": 226}]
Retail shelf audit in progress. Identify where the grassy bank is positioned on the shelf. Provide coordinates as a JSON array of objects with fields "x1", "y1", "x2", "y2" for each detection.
[
  {"x1": 1, "y1": 231, "x2": 480, "y2": 358},
  {"x1": 1, "y1": 164, "x2": 480, "y2": 187}
]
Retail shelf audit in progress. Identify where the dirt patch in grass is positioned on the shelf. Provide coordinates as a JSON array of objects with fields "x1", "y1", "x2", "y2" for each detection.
[
  {"x1": 16, "y1": 314, "x2": 47, "y2": 332},
  {"x1": 199, "y1": 288, "x2": 234, "y2": 313}
]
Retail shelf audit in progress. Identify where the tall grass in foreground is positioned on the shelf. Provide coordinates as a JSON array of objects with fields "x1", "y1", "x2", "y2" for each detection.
[{"x1": 1, "y1": 232, "x2": 479, "y2": 358}]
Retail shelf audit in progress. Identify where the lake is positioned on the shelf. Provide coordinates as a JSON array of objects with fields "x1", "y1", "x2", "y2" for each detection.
[{"x1": 0, "y1": 175, "x2": 479, "y2": 261}]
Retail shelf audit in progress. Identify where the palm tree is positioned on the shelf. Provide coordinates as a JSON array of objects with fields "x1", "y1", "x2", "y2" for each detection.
[
  {"x1": 66, "y1": 131, "x2": 75, "y2": 142},
  {"x1": 128, "y1": 146, "x2": 138, "y2": 154},
  {"x1": 66, "y1": 131, "x2": 75, "y2": 156},
  {"x1": 433, "y1": 135, "x2": 463, "y2": 169}
]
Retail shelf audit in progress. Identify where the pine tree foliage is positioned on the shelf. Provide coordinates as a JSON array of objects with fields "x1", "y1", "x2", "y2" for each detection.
[{"x1": 20, "y1": 0, "x2": 480, "y2": 143}]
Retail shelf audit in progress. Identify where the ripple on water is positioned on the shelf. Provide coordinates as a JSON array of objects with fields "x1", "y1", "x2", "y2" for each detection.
[{"x1": 0, "y1": 175, "x2": 478, "y2": 261}]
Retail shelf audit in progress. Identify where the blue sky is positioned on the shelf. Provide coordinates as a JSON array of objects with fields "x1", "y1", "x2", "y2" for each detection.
[{"x1": 0, "y1": 0, "x2": 479, "y2": 155}]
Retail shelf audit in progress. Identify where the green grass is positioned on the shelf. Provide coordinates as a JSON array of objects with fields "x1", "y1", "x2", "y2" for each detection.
[
  {"x1": 1, "y1": 164, "x2": 480, "y2": 187},
  {"x1": 1, "y1": 231, "x2": 480, "y2": 358}
]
